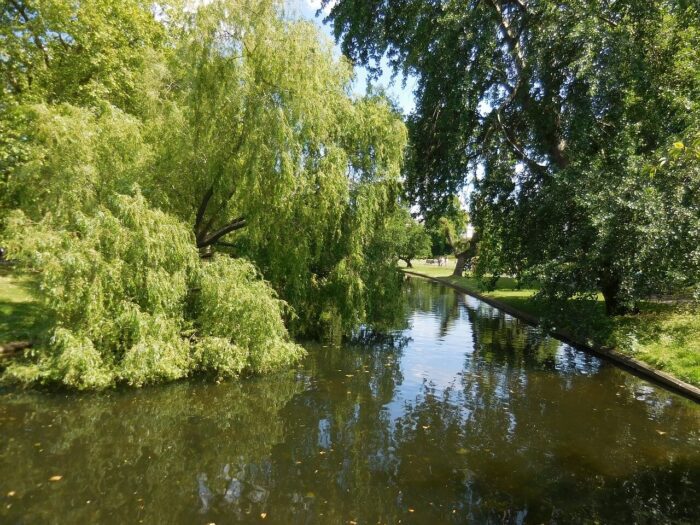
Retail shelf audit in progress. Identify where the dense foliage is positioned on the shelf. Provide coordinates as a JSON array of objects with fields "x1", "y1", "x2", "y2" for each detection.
[
  {"x1": 2, "y1": 193, "x2": 304, "y2": 389},
  {"x1": 323, "y1": 0, "x2": 700, "y2": 314},
  {"x1": 381, "y1": 206, "x2": 431, "y2": 268},
  {"x1": 0, "y1": 0, "x2": 407, "y2": 388}
]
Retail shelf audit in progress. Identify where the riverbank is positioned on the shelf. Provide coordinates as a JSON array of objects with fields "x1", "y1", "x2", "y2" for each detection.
[
  {"x1": 401, "y1": 261, "x2": 700, "y2": 400},
  {"x1": 0, "y1": 272, "x2": 45, "y2": 346},
  {"x1": 3, "y1": 264, "x2": 698, "y2": 398}
]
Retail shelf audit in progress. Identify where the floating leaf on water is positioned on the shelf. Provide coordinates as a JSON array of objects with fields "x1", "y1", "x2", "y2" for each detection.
[
  {"x1": 408, "y1": 508, "x2": 415, "y2": 513},
  {"x1": 422, "y1": 425, "x2": 430, "y2": 430},
  {"x1": 7, "y1": 491, "x2": 15, "y2": 497},
  {"x1": 260, "y1": 513, "x2": 267, "y2": 519},
  {"x1": 456, "y1": 448, "x2": 468, "y2": 455},
  {"x1": 656, "y1": 430, "x2": 667, "y2": 435},
  {"x1": 345, "y1": 374, "x2": 354, "y2": 378},
  {"x1": 49, "y1": 475, "x2": 63, "y2": 482}
]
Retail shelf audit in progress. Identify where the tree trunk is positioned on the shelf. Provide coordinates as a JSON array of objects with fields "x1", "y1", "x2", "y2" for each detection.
[
  {"x1": 452, "y1": 230, "x2": 480, "y2": 277},
  {"x1": 453, "y1": 252, "x2": 467, "y2": 277},
  {"x1": 487, "y1": 274, "x2": 500, "y2": 291},
  {"x1": 600, "y1": 274, "x2": 635, "y2": 316},
  {"x1": 195, "y1": 217, "x2": 247, "y2": 249},
  {"x1": 401, "y1": 257, "x2": 413, "y2": 268}
]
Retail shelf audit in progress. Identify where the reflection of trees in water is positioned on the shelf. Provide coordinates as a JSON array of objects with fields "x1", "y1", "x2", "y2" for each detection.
[
  {"x1": 394, "y1": 286, "x2": 698, "y2": 522},
  {"x1": 1, "y1": 279, "x2": 698, "y2": 524},
  {"x1": 390, "y1": 378, "x2": 700, "y2": 524},
  {"x1": 405, "y1": 278, "x2": 463, "y2": 337},
  {"x1": 0, "y1": 374, "x2": 304, "y2": 523}
]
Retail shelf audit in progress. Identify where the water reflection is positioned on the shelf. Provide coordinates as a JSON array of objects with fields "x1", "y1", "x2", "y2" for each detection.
[{"x1": 1, "y1": 278, "x2": 698, "y2": 524}]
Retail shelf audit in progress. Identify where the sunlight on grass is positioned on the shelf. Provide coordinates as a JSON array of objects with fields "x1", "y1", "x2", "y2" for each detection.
[{"x1": 0, "y1": 272, "x2": 47, "y2": 345}]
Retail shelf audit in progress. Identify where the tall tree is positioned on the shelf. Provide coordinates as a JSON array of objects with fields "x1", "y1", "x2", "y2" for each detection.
[
  {"x1": 382, "y1": 206, "x2": 431, "y2": 268},
  {"x1": 322, "y1": 0, "x2": 700, "y2": 314},
  {"x1": 3, "y1": 0, "x2": 408, "y2": 347},
  {"x1": 142, "y1": 0, "x2": 407, "y2": 335}
]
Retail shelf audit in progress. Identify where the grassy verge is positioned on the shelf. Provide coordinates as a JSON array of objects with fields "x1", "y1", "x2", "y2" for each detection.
[
  {"x1": 0, "y1": 269, "x2": 48, "y2": 346},
  {"x1": 401, "y1": 260, "x2": 700, "y2": 387}
]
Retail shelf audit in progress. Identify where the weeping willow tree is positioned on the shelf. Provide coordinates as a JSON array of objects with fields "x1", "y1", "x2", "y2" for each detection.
[
  {"x1": 0, "y1": 0, "x2": 407, "y2": 388},
  {"x1": 3, "y1": 193, "x2": 305, "y2": 389},
  {"x1": 141, "y1": 0, "x2": 407, "y2": 337}
]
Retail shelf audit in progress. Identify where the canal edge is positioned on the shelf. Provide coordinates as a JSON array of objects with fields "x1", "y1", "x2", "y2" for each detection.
[{"x1": 403, "y1": 270, "x2": 700, "y2": 403}]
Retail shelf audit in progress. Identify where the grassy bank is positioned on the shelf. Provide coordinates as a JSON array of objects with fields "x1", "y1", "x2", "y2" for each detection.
[
  {"x1": 402, "y1": 260, "x2": 700, "y2": 387},
  {"x1": 0, "y1": 270, "x2": 48, "y2": 346}
]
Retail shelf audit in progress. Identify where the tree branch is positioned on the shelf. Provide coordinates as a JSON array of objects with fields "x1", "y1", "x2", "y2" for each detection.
[
  {"x1": 596, "y1": 14, "x2": 618, "y2": 28},
  {"x1": 508, "y1": 0, "x2": 527, "y2": 10},
  {"x1": 496, "y1": 111, "x2": 548, "y2": 173},
  {"x1": 488, "y1": 0, "x2": 526, "y2": 72},
  {"x1": 196, "y1": 217, "x2": 247, "y2": 248},
  {"x1": 194, "y1": 185, "x2": 214, "y2": 236},
  {"x1": 9, "y1": 0, "x2": 51, "y2": 69}
]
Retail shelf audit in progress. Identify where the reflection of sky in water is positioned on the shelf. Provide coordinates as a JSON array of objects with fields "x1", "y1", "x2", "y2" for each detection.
[
  {"x1": 401, "y1": 311, "x2": 474, "y2": 388},
  {"x1": 384, "y1": 296, "x2": 478, "y2": 422},
  {"x1": 384, "y1": 289, "x2": 604, "y2": 423}
]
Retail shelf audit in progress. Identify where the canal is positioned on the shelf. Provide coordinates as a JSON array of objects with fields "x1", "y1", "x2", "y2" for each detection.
[{"x1": 1, "y1": 277, "x2": 698, "y2": 523}]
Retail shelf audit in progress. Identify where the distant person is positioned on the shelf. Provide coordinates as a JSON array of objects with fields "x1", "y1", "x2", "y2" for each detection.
[{"x1": 0, "y1": 247, "x2": 5, "y2": 261}]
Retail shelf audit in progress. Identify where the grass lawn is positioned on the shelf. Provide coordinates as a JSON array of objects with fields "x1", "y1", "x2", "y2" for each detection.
[
  {"x1": 0, "y1": 269, "x2": 48, "y2": 345},
  {"x1": 401, "y1": 259, "x2": 700, "y2": 387}
]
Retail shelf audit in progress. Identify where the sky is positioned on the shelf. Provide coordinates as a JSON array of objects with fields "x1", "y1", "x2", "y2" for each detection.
[{"x1": 284, "y1": 0, "x2": 417, "y2": 115}]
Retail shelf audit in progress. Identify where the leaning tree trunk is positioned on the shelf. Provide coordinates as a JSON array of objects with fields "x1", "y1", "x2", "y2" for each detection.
[
  {"x1": 401, "y1": 257, "x2": 413, "y2": 268},
  {"x1": 452, "y1": 231, "x2": 480, "y2": 277}
]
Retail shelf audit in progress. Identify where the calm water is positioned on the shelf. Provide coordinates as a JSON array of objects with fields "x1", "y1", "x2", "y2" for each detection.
[{"x1": 1, "y1": 278, "x2": 699, "y2": 524}]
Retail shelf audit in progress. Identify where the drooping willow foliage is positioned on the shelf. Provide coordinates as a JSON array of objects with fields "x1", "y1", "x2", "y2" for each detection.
[
  {"x1": 3, "y1": 193, "x2": 304, "y2": 389},
  {"x1": 0, "y1": 0, "x2": 407, "y2": 389}
]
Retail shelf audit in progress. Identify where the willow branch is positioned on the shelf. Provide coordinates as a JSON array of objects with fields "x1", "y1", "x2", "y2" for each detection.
[{"x1": 196, "y1": 217, "x2": 247, "y2": 248}]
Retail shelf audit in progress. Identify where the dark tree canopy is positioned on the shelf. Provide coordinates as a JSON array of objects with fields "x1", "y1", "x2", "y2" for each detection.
[{"x1": 322, "y1": 0, "x2": 700, "y2": 314}]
